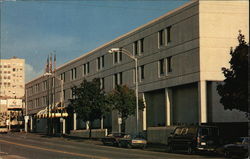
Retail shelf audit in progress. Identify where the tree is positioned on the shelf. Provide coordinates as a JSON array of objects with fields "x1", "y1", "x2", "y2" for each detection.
[
  {"x1": 69, "y1": 79, "x2": 109, "y2": 138},
  {"x1": 108, "y1": 85, "x2": 145, "y2": 132},
  {"x1": 217, "y1": 32, "x2": 248, "y2": 114}
]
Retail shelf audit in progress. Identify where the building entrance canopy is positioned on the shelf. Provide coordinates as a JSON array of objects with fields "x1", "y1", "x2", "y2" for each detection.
[{"x1": 35, "y1": 102, "x2": 68, "y2": 118}]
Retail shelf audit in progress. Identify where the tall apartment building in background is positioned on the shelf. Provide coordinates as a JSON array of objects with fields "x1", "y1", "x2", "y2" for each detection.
[{"x1": 0, "y1": 57, "x2": 25, "y2": 129}]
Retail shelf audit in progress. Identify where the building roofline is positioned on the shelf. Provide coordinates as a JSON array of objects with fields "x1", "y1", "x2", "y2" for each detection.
[{"x1": 26, "y1": 0, "x2": 197, "y2": 85}]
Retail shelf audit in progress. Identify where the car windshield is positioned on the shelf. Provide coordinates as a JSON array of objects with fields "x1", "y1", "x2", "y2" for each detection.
[
  {"x1": 187, "y1": 127, "x2": 197, "y2": 135},
  {"x1": 174, "y1": 128, "x2": 182, "y2": 135},
  {"x1": 199, "y1": 127, "x2": 218, "y2": 136},
  {"x1": 233, "y1": 137, "x2": 245, "y2": 143},
  {"x1": 243, "y1": 137, "x2": 250, "y2": 144}
]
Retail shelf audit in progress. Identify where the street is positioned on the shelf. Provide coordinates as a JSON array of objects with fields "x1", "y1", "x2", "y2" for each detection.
[{"x1": 0, "y1": 132, "x2": 225, "y2": 159}]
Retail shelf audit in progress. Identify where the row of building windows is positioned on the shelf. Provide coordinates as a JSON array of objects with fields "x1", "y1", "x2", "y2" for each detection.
[
  {"x1": 0, "y1": 76, "x2": 11, "y2": 79},
  {"x1": 60, "y1": 25, "x2": 172, "y2": 82},
  {"x1": 28, "y1": 56, "x2": 173, "y2": 97},
  {"x1": 28, "y1": 26, "x2": 173, "y2": 97},
  {"x1": 0, "y1": 65, "x2": 11, "y2": 68}
]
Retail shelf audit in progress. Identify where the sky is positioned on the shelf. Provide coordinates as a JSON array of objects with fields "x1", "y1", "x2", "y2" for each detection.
[{"x1": 0, "y1": 0, "x2": 188, "y2": 82}]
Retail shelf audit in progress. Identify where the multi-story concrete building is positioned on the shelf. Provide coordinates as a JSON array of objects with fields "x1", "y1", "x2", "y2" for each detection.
[
  {"x1": 0, "y1": 57, "x2": 25, "y2": 128},
  {"x1": 25, "y1": 0, "x2": 248, "y2": 142},
  {"x1": 0, "y1": 57, "x2": 25, "y2": 98}
]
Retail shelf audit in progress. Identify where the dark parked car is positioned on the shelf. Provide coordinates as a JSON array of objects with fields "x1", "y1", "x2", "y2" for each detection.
[
  {"x1": 223, "y1": 137, "x2": 249, "y2": 158},
  {"x1": 167, "y1": 126, "x2": 219, "y2": 154},
  {"x1": 102, "y1": 133, "x2": 127, "y2": 146},
  {"x1": 117, "y1": 134, "x2": 147, "y2": 149}
]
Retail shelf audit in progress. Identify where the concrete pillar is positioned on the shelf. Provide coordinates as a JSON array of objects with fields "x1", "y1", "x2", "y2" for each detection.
[
  {"x1": 142, "y1": 93, "x2": 147, "y2": 131},
  {"x1": 86, "y1": 121, "x2": 89, "y2": 130},
  {"x1": 165, "y1": 88, "x2": 172, "y2": 126},
  {"x1": 198, "y1": 81, "x2": 207, "y2": 124},
  {"x1": 30, "y1": 116, "x2": 33, "y2": 132},
  {"x1": 73, "y1": 113, "x2": 77, "y2": 130},
  {"x1": 24, "y1": 116, "x2": 29, "y2": 132},
  {"x1": 62, "y1": 118, "x2": 66, "y2": 134},
  {"x1": 100, "y1": 117, "x2": 104, "y2": 129}
]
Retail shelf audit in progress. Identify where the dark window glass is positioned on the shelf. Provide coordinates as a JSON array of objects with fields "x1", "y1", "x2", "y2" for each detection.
[
  {"x1": 119, "y1": 72, "x2": 122, "y2": 85},
  {"x1": 140, "y1": 38, "x2": 144, "y2": 53},
  {"x1": 167, "y1": 57, "x2": 172, "y2": 72},
  {"x1": 159, "y1": 59, "x2": 164, "y2": 75},
  {"x1": 114, "y1": 52, "x2": 118, "y2": 63},
  {"x1": 87, "y1": 62, "x2": 90, "y2": 73},
  {"x1": 102, "y1": 56, "x2": 105, "y2": 68},
  {"x1": 159, "y1": 30, "x2": 164, "y2": 46},
  {"x1": 119, "y1": 48, "x2": 122, "y2": 62},
  {"x1": 134, "y1": 41, "x2": 138, "y2": 55},
  {"x1": 114, "y1": 74, "x2": 118, "y2": 86},
  {"x1": 83, "y1": 64, "x2": 86, "y2": 75},
  {"x1": 141, "y1": 65, "x2": 144, "y2": 80},
  {"x1": 167, "y1": 26, "x2": 172, "y2": 43},
  {"x1": 97, "y1": 57, "x2": 101, "y2": 70}
]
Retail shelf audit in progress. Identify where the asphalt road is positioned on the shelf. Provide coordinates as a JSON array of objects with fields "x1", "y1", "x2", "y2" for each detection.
[{"x1": 0, "y1": 132, "x2": 225, "y2": 159}]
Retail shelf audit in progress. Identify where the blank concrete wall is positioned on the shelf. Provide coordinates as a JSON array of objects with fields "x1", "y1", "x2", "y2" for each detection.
[
  {"x1": 172, "y1": 83, "x2": 198, "y2": 125},
  {"x1": 207, "y1": 81, "x2": 247, "y2": 123},
  {"x1": 145, "y1": 89, "x2": 166, "y2": 127},
  {"x1": 36, "y1": 118, "x2": 47, "y2": 133}
]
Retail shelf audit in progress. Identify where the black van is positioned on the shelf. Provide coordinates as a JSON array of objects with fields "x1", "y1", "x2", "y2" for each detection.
[{"x1": 167, "y1": 126, "x2": 219, "y2": 154}]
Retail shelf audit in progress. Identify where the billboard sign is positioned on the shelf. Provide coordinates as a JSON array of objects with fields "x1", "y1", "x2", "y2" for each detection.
[{"x1": 7, "y1": 99, "x2": 23, "y2": 109}]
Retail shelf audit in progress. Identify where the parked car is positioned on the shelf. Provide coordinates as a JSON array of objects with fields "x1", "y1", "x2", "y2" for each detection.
[
  {"x1": 167, "y1": 126, "x2": 219, "y2": 154},
  {"x1": 117, "y1": 134, "x2": 147, "y2": 149},
  {"x1": 0, "y1": 127, "x2": 8, "y2": 133},
  {"x1": 101, "y1": 133, "x2": 127, "y2": 146},
  {"x1": 223, "y1": 137, "x2": 249, "y2": 158}
]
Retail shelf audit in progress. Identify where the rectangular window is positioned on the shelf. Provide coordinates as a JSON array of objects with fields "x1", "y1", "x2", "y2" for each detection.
[
  {"x1": 114, "y1": 52, "x2": 118, "y2": 64},
  {"x1": 83, "y1": 62, "x2": 90, "y2": 75},
  {"x1": 119, "y1": 72, "x2": 122, "y2": 85},
  {"x1": 167, "y1": 56, "x2": 172, "y2": 73},
  {"x1": 134, "y1": 41, "x2": 138, "y2": 55},
  {"x1": 60, "y1": 73, "x2": 65, "y2": 82},
  {"x1": 159, "y1": 59, "x2": 165, "y2": 76},
  {"x1": 87, "y1": 62, "x2": 90, "y2": 74},
  {"x1": 167, "y1": 26, "x2": 172, "y2": 44},
  {"x1": 101, "y1": 55, "x2": 105, "y2": 68},
  {"x1": 83, "y1": 64, "x2": 86, "y2": 75},
  {"x1": 140, "y1": 65, "x2": 145, "y2": 81},
  {"x1": 119, "y1": 49, "x2": 122, "y2": 62},
  {"x1": 140, "y1": 38, "x2": 144, "y2": 54},
  {"x1": 97, "y1": 57, "x2": 101, "y2": 70},
  {"x1": 158, "y1": 29, "x2": 164, "y2": 47},
  {"x1": 97, "y1": 56, "x2": 105, "y2": 71},
  {"x1": 114, "y1": 74, "x2": 118, "y2": 87}
]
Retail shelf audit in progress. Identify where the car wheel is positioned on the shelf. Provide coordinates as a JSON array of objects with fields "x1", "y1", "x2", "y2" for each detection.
[
  {"x1": 141, "y1": 145, "x2": 146, "y2": 150},
  {"x1": 118, "y1": 142, "x2": 122, "y2": 148},
  {"x1": 127, "y1": 143, "x2": 132, "y2": 149},
  {"x1": 167, "y1": 144, "x2": 174, "y2": 153},
  {"x1": 113, "y1": 142, "x2": 118, "y2": 147},
  {"x1": 224, "y1": 150, "x2": 230, "y2": 158},
  {"x1": 187, "y1": 146, "x2": 194, "y2": 155}
]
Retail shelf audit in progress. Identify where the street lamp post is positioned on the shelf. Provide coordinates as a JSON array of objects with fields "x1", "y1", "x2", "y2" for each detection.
[{"x1": 108, "y1": 48, "x2": 139, "y2": 134}]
